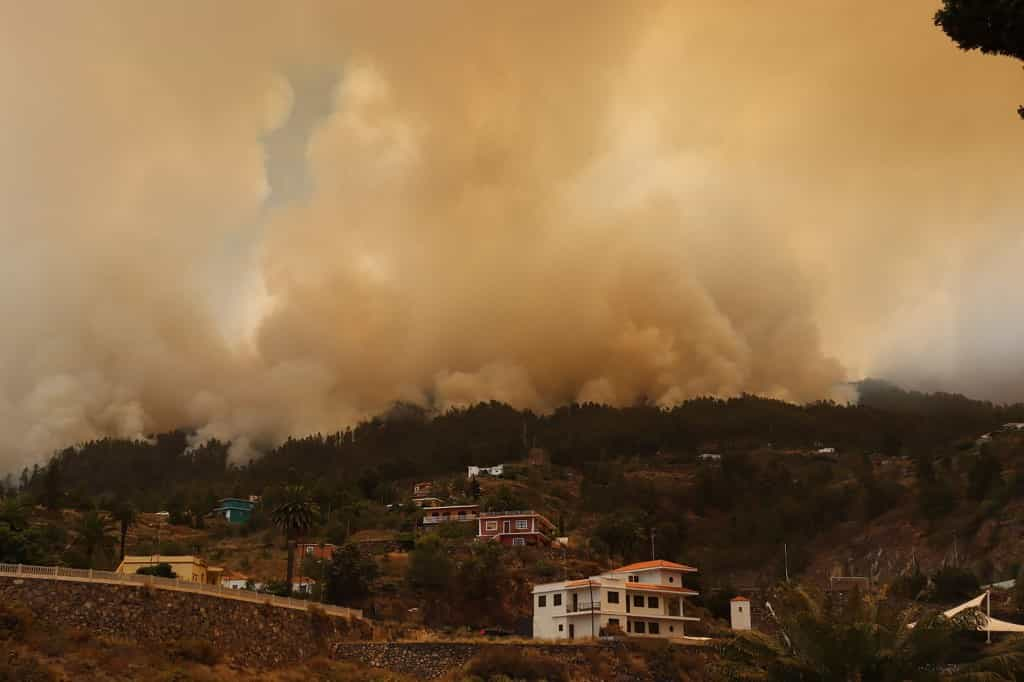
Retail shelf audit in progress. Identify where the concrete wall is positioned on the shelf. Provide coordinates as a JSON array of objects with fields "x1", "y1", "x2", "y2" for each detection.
[{"x1": 0, "y1": 576, "x2": 369, "y2": 668}]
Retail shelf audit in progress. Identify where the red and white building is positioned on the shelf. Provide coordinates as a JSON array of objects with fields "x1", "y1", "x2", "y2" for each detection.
[
  {"x1": 422, "y1": 504, "x2": 480, "y2": 525},
  {"x1": 297, "y1": 543, "x2": 338, "y2": 560},
  {"x1": 532, "y1": 560, "x2": 700, "y2": 640},
  {"x1": 477, "y1": 510, "x2": 555, "y2": 546}
]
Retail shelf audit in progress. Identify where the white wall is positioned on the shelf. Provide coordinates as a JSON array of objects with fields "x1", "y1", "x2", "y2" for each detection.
[{"x1": 731, "y1": 600, "x2": 752, "y2": 630}]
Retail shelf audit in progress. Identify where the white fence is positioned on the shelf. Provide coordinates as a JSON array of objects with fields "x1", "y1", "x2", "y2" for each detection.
[{"x1": 0, "y1": 563, "x2": 361, "y2": 620}]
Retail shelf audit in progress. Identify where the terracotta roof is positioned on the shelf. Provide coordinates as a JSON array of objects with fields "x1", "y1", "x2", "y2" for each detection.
[
  {"x1": 731, "y1": 596, "x2": 750, "y2": 602},
  {"x1": 624, "y1": 583, "x2": 698, "y2": 596},
  {"x1": 566, "y1": 579, "x2": 601, "y2": 588},
  {"x1": 613, "y1": 560, "x2": 698, "y2": 573}
]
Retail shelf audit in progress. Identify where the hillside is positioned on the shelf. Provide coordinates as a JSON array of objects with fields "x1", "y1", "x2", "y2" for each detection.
[{"x1": 4, "y1": 385, "x2": 1024, "y2": 636}]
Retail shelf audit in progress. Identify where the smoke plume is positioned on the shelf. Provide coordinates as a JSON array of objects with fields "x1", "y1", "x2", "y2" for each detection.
[{"x1": 2, "y1": 1, "x2": 1023, "y2": 469}]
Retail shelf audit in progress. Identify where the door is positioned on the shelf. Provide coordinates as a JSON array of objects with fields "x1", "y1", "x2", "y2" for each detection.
[
  {"x1": 568, "y1": 623, "x2": 574, "y2": 640},
  {"x1": 503, "y1": 520, "x2": 511, "y2": 533},
  {"x1": 626, "y1": 594, "x2": 631, "y2": 613},
  {"x1": 572, "y1": 593, "x2": 578, "y2": 613}
]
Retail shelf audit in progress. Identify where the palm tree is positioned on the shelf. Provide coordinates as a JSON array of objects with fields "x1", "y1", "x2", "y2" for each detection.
[
  {"x1": 75, "y1": 510, "x2": 113, "y2": 569},
  {"x1": 112, "y1": 502, "x2": 136, "y2": 561},
  {"x1": 271, "y1": 485, "x2": 318, "y2": 595}
]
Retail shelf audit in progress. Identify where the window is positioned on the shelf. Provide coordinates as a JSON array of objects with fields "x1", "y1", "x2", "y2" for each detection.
[
  {"x1": 538, "y1": 595, "x2": 546, "y2": 607},
  {"x1": 485, "y1": 521, "x2": 498, "y2": 531},
  {"x1": 669, "y1": 625, "x2": 674, "y2": 633},
  {"x1": 738, "y1": 606, "x2": 743, "y2": 612},
  {"x1": 558, "y1": 624, "x2": 563, "y2": 632},
  {"x1": 627, "y1": 621, "x2": 632, "y2": 632},
  {"x1": 432, "y1": 511, "x2": 439, "y2": 516},
  {"x1": 648, "y1": 622, "x2": 660, "y2": 635},
  {"x1": 553, "y1": 594, "x2": 562, "y2": 606},
  {"x1": 669, "y1": 576, "x2": 674, "y2": 583},
  {"x1": 608, "y1": 618, "x2": 620, "y2": 626},
  {"x1": 512, "y1": 537, "x2": 526, "y2": 546},
  {"x1": 305, "y1": 546, "x2": 313, "y2": 555},
  {"x1": 634, "y1": 621, "x2": 646, "y2": 633},
  {"x1": 607, "y1": 591, "x2": 620, "y2": 604},
  {"x1": 633, "y1": 595, "x2": 644, "y2": 608},
  {"x1": 628, "y1": 575, "x2": 639, "y2": 582},
  {"x1": 647, "y1": 596, "x2": 659, "y2": 609},
  {"x1": 516, "y1": 519, "x2": 529, "y2": 529}
]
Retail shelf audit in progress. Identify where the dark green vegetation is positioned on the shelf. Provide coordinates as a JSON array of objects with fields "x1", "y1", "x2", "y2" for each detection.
[
  {"x1": 4, "y1": 381, "x2": 1024, "y2": 582},
  {"x1": 935, "y1": 0, "x2": 1024, "y2": 118},
  {"x1": 728, "y1": 585, "x2": 1024, "y2": 681}
]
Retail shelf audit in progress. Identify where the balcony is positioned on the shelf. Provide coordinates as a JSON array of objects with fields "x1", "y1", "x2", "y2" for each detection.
[
  {"x1": 423, "y1": 514, "x2": 478, "y2": 525},
  {"x1": 566, "y1": 601, "x2": 601, "y2": 613}
]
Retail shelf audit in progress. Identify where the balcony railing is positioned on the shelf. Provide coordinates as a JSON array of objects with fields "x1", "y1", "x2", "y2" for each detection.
[
  {"x1": 422, "y1": 514, "x2": 478, "y2": 525},
  {"x1": 566, "y1": 601, "x2": 600, "y2": 613},
  {"x1": 478, "y1": 510, "x2": 537, "y2": 517}
]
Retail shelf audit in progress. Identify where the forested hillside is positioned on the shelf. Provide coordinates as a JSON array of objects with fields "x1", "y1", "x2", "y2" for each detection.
[{"x1": 4, "y1": 381, "x2": 1024, "y2": 612}]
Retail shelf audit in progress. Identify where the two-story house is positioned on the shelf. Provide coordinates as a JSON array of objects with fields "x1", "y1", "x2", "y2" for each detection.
[
  {"x1": 532, "y1": 560, "x2": 699, "y2": 640},
  {"x1": 423, "y1": 504, "x2": 480, "y2": 525},
  {"x1": 477, "y1": 510, "x2": 555, "y2": 546}
]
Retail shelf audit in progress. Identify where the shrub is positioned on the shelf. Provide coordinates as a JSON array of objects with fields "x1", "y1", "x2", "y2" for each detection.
[
  {"x1": 931, "y1": 566, "x2": 979, "y2": 603},
  {"x1": 465, "y1": 648, "x2": 569, "y2": 682},
  {"x1": 168, "y1": 638, "x2": 221, "y2": 665},
  {"x1": 534, "y1": 559, "x2": 559, "y2": 580},
  {"x1": 135, "y1": 563, "x2": 176, "y2": 578}
]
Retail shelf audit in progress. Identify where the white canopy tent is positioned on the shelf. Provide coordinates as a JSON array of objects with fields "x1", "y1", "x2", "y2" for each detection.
[{"x1": 909, "y1": 591, "x2": 1024, "y2": 642}]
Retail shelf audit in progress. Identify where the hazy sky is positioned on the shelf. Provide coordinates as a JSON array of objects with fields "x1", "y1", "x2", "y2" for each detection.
[{"x1": 1, "y1": 1, "x2": 1022, "y2": 469}]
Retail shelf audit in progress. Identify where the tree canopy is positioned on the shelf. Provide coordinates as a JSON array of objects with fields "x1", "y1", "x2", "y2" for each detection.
[{"x1": 935, "y1": 0, "x2": 1024, "y2": 118}]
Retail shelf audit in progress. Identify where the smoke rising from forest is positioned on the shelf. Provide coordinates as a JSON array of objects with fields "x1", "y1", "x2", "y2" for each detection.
[{"x1": 1, "y1": 1, "x2": 1023, "y2": 469}]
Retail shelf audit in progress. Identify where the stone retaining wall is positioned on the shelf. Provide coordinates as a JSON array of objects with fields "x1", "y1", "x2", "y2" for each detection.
[
  {"x1": 0, "y1": 576, "x2": 369, "y2": 668},
  {"x1": 332, "y1": 641, "x2": 612, "y2": 679}
]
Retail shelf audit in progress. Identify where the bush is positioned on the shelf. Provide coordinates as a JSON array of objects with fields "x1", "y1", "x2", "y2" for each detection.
[
  {"x1": 135, "y1": 563, "x2": 176, "y2": 578},
  {"x1": 168, "y1": 638, "x2": 221, "y2": 665},
  {"x1": 890, "y1": 570, "x2": 927, "y2": 601},
  {"x1": 534, "y1": 560, "x2": 559, "y2": 580},
  {"x1": 465, "y1": 648, "x2": 569, "y2": 682},
  {"x1": 931, "y1": 566, "x2": 979, "y2": 603}
]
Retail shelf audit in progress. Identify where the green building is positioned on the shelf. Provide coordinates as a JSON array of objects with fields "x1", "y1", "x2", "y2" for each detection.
[{"x1": 211, "y1": 498, "x2": 255, "y2": 524}]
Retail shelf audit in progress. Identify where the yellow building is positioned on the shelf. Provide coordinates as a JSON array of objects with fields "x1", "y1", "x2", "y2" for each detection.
[{"x1": 116, "y1": 555, "x2": 223, "y2": 584}]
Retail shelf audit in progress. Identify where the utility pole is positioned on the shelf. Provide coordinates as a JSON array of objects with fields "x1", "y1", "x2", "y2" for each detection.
[
  {"x1": 987, "y1": 589, "x2": 992, "y2": 644},
  {"x1": 784, "y1": 543, "x2": 790, "y2": 583},
  {"x1": 650, "y1": 528, "x2": 656, "y2": 561}
]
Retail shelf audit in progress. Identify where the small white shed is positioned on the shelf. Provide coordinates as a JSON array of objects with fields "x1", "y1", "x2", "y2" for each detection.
[{"x1": 731, "y1": 596, "x2": 751, "y2": 630}]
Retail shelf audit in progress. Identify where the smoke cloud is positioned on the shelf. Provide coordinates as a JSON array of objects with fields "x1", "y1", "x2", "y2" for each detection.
[{"x1": 2, "y1": 1, "x2": 1023, "y2": 469}]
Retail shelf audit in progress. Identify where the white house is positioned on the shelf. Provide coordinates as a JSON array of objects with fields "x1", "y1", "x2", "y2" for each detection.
[
  {"x1": 815, "y1": 447, "x2": 836, "y2": 455},
  {"x1": 468, "y1": 464, "x2": 504, "y2": 479},
  {"x1": 292, "y1": 577, "x2": 316, "y2": 595},
  {"x1": 730, "y1": 596, "x2": 751, "y2": 630},
  {"x1": 698, "y1": 453, "x2": 721, "y2": 462},
  {"x1": 532, "y1": 560, "x2": 699, "y2": 641},
  {"x1": 1002, "y1": 423, "x2": 1024, "y2": 432},
  {"x1": 220, "y1": 571, "x2": 250, "y2": 590}
]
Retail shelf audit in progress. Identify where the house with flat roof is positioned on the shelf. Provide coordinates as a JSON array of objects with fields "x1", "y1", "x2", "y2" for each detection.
[
  {"x1": 116, "y1": 555, "x2": 223, "y2": 584},
  {"x1": 210, "y1": 498, "x2": 255, "y2": 524},
  {"x1": 478, "y1": 510, "x2": 555, "y2": 546},
  {"x1": 532, "y1": 559, "x2": 699, "y2": 640},
  {"x1": 423, "y1": 504, "x2": 480, "y2": 525}
]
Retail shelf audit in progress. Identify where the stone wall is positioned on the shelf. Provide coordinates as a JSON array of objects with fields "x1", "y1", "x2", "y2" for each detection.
[
  {"x1": 0, "y1": 577, "x2": 369, "y2": 668},
  {"x1": 332, "y1": 641, "x2": 622, "y2": 680}
]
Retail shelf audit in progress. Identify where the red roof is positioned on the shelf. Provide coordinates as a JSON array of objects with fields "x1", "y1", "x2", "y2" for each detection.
[
  {"x1": 624, "y1": 583, "x2": 698, "y2": 596},
  {"x1": 731, "y1": 596, "x2": 750, "y2": 602},
  {"x1": 613, "y1": 560, "x2": 698, "y2": 573}
]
